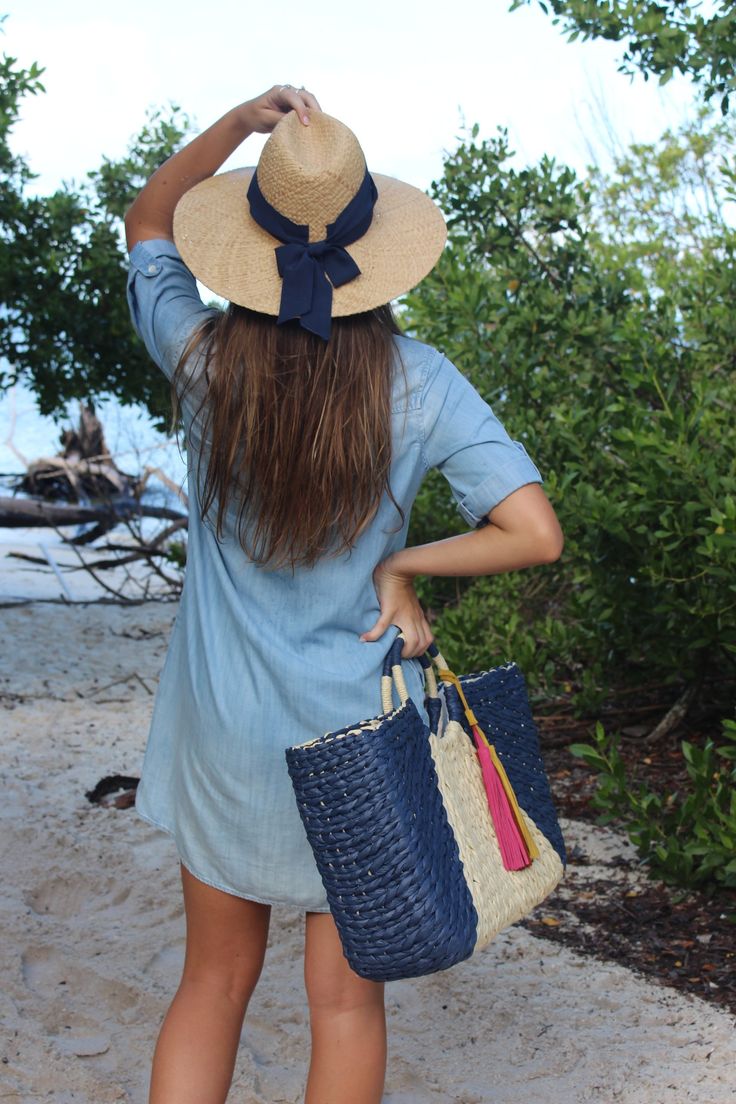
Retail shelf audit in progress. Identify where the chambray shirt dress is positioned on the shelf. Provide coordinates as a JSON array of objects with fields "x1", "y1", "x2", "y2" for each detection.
[{"x1": 127, "y1": 239, "x2": 543, "y2": 912}]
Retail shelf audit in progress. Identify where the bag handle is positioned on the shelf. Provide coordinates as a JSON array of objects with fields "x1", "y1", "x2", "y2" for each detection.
[
  {"x1": 380, "y1": 633, "x2": 439, "y2": 717},
  {"x1": 425, "y1": 641, "x2": 480, "y2": 727}
]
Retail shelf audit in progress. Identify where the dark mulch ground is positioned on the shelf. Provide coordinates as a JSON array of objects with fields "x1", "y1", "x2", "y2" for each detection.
[{"x1": 529, "y1": 690, "x2": 736, "y2": 1018}]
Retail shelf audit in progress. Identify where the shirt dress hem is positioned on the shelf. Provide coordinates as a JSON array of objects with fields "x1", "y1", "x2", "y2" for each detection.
[{"x1": 134, "y1": 803, "x2": 332, "y2": 913}]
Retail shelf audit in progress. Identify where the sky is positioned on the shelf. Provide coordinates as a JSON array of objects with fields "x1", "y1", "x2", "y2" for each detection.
[{"x1": 4, "y1": 0, "x2": 698, "y2": 197}]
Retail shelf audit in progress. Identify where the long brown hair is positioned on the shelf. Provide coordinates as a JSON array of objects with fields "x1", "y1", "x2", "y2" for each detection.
[{"x1": 174, "y1": 304, "x2": 404, "y2": 570}]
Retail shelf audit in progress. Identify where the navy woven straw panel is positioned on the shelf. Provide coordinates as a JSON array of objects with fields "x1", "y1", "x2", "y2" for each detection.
[
  {"x1": 285, "y1": 694, "x2": 479, "y2": 981},
  {"x1": 444, "y1": 663, "x2": 566, "y2": 866}
]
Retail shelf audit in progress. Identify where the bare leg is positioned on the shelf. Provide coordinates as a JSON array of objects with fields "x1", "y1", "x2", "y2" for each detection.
[
  {"x1": 148, "y1": 863, "x2": 271, "y2": 1104},
  {"x1": 304, "y1": 912, "x2": 386, "y2": 1104}
]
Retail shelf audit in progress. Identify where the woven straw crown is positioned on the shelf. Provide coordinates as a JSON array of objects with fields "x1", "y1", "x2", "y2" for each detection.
[
  {"x1": 173, "y1": 110, "x2": 447, "y2": 317},
  {"x1": 257, "y1": 111, "x2": 366, "y2": 243}
]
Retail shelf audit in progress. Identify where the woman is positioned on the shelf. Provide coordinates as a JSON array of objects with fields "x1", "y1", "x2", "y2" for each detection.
[{"x1": 125, "y1": 84, "x2": 563, "y2": 1104}]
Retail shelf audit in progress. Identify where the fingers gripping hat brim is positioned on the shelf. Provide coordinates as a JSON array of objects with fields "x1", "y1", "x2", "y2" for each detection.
[{"x1": 173, "y1": 168, "x2": 447, "y2": 317}]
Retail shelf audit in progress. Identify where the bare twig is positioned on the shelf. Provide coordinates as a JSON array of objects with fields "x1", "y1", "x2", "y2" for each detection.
[
  {"x1": 59, "y1": 533, "x2": 139, "y2": 604},
  {"x1": 138, "y1": 464, "x2": 189, "y2": 508}
]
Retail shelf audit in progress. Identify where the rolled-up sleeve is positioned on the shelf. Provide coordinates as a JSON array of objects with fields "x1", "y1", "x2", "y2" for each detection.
[
  {"x1": 420, "y1": 350, "x2": 543, "y2": 526},
  {"x1": 127, "y1": 239, "x2": 219, "y2": 382}
]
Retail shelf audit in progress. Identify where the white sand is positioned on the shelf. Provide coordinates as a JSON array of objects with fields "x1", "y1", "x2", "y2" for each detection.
[{"x1": 1, "y1": 601, "x2": 734, "y2": 1103}]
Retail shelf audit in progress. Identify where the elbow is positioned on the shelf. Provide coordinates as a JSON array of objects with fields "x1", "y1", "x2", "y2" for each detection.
[
  {"x1": 535, "y1": 522, "x2": 564, "y2": 564},
  {"x1": 124, "y1": 199, "x2": 147, "y2": 246}
]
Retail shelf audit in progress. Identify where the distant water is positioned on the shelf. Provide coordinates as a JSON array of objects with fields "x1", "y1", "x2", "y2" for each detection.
[{"x1": 0, "y1": 383, "x2": 187, "y2": 546}]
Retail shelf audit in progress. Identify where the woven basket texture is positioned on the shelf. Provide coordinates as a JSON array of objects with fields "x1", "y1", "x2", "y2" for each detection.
[
  {"x1": 447, "y1": 664, "x2": 567, "y2": 866},
  {"x1": 285, "y1": 698, "x2": 478, "y2": 981},
  {"x1": 430, "y1": 719, "x2": 564, "y2": 949}
]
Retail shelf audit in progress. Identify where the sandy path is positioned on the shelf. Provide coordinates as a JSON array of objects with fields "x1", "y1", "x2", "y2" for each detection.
[{"x1": 1, "y1": 602, "x2": 734, "y2": 1103}]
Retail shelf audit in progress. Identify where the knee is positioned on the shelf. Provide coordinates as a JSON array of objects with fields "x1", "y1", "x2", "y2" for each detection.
[
  {"x1": 180, "y1": 953, "x2": 265, "y2": 1010},
  {"x1": 306, "y1": 970, "x2": 384, "y2": 1019}
]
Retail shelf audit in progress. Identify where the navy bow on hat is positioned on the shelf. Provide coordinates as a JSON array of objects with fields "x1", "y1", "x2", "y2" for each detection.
[{"x1": 247, "y1": 169, "x2": 378, "y2": 341}]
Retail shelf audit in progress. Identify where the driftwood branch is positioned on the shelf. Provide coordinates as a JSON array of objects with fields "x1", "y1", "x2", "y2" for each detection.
[
  {"x1": 0, "y1": 496, "x2": 187, "y2": 529},
  {"x1": 0, "y1": 595, "x2": 176, "y2": 609},
  {"x1": 9, "y1": 546, "x2": 171, "y2": 571}
]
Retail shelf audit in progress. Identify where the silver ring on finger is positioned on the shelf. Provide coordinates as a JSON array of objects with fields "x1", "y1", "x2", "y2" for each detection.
[{"x1": 280, "y1": 83, "x2": 294, "y2": 91}]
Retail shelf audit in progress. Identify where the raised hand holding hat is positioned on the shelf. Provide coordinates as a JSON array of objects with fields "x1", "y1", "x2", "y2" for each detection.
[{"x1": 125, "y1": 85, "x2": 320, "y2": 250}]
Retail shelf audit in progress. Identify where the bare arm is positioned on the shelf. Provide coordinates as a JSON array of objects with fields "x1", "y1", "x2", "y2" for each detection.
[
  {"x1": 124, "y1": 85, "x2": 321, "y2": 251},
  {"x1": 361, "y1": 483, "x2": 563, "y2": 656}
]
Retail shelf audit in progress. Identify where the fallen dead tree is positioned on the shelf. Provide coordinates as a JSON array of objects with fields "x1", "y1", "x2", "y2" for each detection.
[
  {"x1": 3, "y1": 400, "x2": 187, "y2": 540},
  {"x1": 6, "y1": 403, "x2": 188, "y2": 529},
  {"x1": 17, "y1": 404, "x2": 138, "y2": 502},
  {"x1": 2, "y1": 403, "x2": 188, "y2": 600}
]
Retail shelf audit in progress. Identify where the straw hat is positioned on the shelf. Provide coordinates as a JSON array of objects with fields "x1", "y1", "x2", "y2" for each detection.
[{"x1": 172, "y1": 110, "x2": 447, "y2": 322}]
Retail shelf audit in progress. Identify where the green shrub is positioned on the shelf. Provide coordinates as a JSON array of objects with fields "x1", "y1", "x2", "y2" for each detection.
[
  {"x1": 405, "y1": 115, "x2": 736, "y2": 716},
  {"x1": 569, "y1": 719, "x2": 736, "y2": 893},
  {"x1": 163, "y1": 539, "x2": 187, "y2": 569}
]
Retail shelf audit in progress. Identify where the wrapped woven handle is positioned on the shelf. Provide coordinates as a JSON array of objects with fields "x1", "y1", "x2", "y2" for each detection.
[{"x1": 381, "y1": 634, "x2": 440, "y2": 725}]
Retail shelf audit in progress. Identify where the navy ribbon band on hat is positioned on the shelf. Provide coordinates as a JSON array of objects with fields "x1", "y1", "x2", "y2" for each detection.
[{"x1": 247, "y1": 168, "x2": 378, "y2": 341}]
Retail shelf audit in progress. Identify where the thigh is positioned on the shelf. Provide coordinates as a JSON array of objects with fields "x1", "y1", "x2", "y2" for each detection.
[
  {"x1": 180, "y1": 863, "x2": 271, "y2": 994},
  {"x1": 304, "y1": 912, "x2": 384, "y2": 1012}
]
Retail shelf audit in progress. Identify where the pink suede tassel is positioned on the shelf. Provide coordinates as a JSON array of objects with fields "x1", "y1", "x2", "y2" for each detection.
[{"x1": 473, "y1": 728, "x2": 532, "y2": 871}]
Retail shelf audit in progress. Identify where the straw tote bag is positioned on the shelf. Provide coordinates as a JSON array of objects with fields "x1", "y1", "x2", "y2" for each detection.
[{"x1": 285, "y1": 635, "x2": 565, "y2": 981}]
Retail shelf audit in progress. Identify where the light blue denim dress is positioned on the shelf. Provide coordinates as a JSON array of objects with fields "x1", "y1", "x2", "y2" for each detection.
[{"x1": 127, "y1": 239, "x2": 543, "y2": 911}]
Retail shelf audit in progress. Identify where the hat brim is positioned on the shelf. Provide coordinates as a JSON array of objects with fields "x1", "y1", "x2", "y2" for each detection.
[{"x1": 172, "y1": 168, "x2": 446, "y2": 316}]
